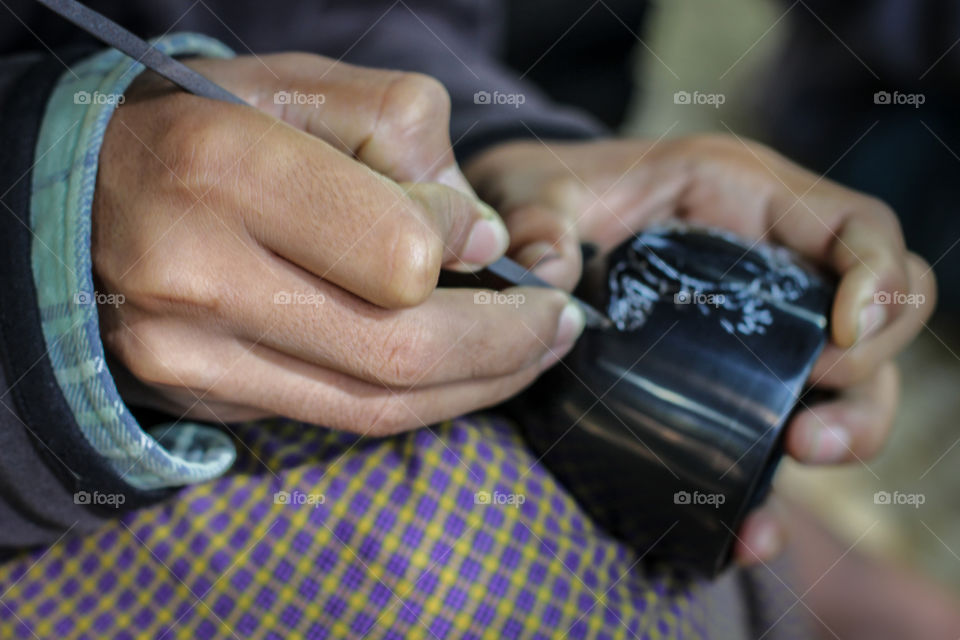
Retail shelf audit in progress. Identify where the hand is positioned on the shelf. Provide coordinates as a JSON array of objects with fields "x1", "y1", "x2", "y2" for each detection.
[
  {"x1": 93, "y1": 54, "x2": 585, "y2": 434},
  {"x1": 465, "y1": 135, "x2": 935, "y2": 563}
]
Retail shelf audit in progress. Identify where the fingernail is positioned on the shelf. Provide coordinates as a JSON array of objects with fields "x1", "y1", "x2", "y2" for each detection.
[
  {"x1": 858, "y1": 303, "x2": 887, "y2": 342},
  {"x1": 514, "y1": 241, "x2": 561, "y2": 269},
  {"x1": 555, "y1": 301, "x2": 586, "y2": 346},
  {"x1": 461, "y1": 213, "x2": 510, "y2": 266},
  {"x1": 541, "y1": 301, "x2": 585, "y2": 367},
  {"x1": 746, "y1": 520, "x2": 782, "y2": 562},
  {"x1": 808, "y1": 425, "x2": 852, "y2": 463}
]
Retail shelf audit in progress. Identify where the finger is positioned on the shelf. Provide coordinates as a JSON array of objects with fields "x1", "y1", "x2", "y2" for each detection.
[
  {"x1": 826, "y1": 216, "x2": 912, "y2": 347},
  {"x1": 230, "y1": 115, "x2": 507, "y2": 307},
  {"x1": 223, "y1": 255, "x2": 584, "y2": 386},
  {"x1": 503, "y1": 203, "x2": 583, "y2": 291},
  {"x1": 195, "y1": 339, "x2": 572, "y2": 436},
  {"x1": 114, "y1": 313, "x2": 577, "y2": 433},
  {"x1": 403, "y1": 182, "x2": 511, "y2": 273},
  {"x1": 766, "y1": 187, "x2": 909, "y2": 348},
  {"x1": 734, "y1": 499, "x2": 786, "y2": 566},
  {"x1": 101, "y1": 315, "x2": 273, "y2": 423},
  {"x1": 786, "y1": 362, "x2": 899, "y2": 464},
  {"x1": 810, "y1": 253, "x2": 935, "y2": 387},
  {"x1": 192, "y1": 55, "x2": 475, "y2": 194}
]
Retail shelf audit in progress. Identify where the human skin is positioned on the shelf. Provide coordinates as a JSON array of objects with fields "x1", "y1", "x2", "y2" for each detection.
[
  {"x1": 93, "y1": 54, "x2": 586, "y2": 435},
  {"x1": 465, "y1": 136, "x2": 935, "y2": 563}
]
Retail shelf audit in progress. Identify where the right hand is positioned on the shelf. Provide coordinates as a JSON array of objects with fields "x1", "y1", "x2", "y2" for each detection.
[{"x1": 93, "y1": 54, "x2": 585, "y2": 434}]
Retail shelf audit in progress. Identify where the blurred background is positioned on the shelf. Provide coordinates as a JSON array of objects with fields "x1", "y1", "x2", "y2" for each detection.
[{"x1": 507, "y1": 0, "x2": 960, "y2": 591}]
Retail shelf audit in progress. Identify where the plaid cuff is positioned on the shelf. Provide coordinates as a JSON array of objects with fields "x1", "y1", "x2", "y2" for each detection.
[{"x1": 29, "y1": 33, "x2": 238, "y2": 490}]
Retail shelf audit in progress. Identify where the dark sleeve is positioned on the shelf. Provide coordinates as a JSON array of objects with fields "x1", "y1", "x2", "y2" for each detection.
[
  {"x1": 779, "y1": 0, "x2": 960, "y2": 80},
  {"x1": 315, "y1": 0, "x2": 609, "y2": 161},
  {"x1": 761, "y1": 0, "x2": 960, "y2": 165},
  {"x1": 0, "y1": 51, "x2": 171, "y2": 553}
]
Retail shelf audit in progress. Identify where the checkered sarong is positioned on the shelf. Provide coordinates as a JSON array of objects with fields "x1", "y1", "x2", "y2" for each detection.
[{"x1": 0, "y1": 414, "x2": 762, "y2": 639}]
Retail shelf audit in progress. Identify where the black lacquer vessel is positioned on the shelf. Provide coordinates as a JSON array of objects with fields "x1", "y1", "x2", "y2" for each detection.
[{"x1": 512, "y1": 225, "x2": 834, "y2": 576}]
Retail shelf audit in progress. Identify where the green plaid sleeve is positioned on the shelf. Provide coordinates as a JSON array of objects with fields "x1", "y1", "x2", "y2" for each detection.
[{"x1": 29, "y1": 33, "x2": 239, "y2": 490}]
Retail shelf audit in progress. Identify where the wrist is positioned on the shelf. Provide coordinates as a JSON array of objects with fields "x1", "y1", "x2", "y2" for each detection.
[{"x1": 30, "y1": 33, "x2": 237, "y2": 490}]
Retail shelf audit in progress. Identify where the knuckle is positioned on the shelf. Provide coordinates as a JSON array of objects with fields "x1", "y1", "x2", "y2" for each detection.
[
  {"x1": 125, "y1": 351, "x2": 179, "y2": 388},
  {"x1": 859, "y1": 196, "x2": 905, "y2": 241},
  {"x1": 378, "y1": 73, "x2": 451, "y2": 141},
  {"x1": 157, "y1": 103, "x2": 268, "y2": 198},
  {"x1": 541, "y1": 174, "x2": 585, "y2": 206},
  {"x1": 124, "y1": 257, "x2": 230, "y2": 316},
  {"x1": 158, "y1": 107, "x2": 229, "y2": 181},
  {"x1": 858, "y1": 194, "x2": 895, "y2": 218},
  {"x1": 376, "y1": 322, "x2": 435, "y2": 386},
  {"x1": 380, "y1": 220, "x2": 442, "y2": 306},
  {"x1": 114, "y1": 323, "x2": 221, "y2": 391}
]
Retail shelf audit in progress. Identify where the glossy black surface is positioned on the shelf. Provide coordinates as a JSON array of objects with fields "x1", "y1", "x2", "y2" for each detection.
[{"x1": 511, "y1": 226, "x2": 834, "y2": 576}]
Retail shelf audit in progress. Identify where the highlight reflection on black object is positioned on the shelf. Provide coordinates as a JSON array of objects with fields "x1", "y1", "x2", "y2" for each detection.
[{"x1": 512, "y1": 225, "x2": 834, "y2": 576}]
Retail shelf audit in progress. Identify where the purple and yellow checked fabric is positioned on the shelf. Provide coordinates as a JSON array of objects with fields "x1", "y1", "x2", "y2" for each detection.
[{"x1": 0, "y1": 415, "x2": 809, "y2": 639}]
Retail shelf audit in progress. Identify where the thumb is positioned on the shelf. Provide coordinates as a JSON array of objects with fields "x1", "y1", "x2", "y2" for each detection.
[{"x1": 402, "y1": 182, "x2": 510, "y2": 272}]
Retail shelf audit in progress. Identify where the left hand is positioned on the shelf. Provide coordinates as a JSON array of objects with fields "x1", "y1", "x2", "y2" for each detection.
[{"x1": 465, "y1": 135, "x2": 936, "y2": 565}]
